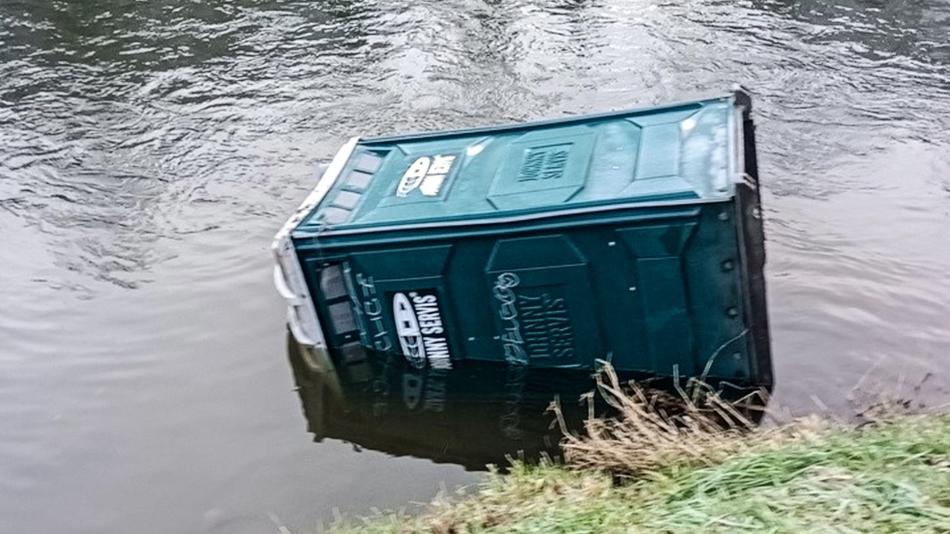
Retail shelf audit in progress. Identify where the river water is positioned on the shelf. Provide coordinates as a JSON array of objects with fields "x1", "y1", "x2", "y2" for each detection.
[{"x1": 2, "y1": 0, "x2": 948, "y2": 532}]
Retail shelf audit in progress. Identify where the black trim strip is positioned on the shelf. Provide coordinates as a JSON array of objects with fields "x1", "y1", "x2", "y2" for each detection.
[{"x1": 735, "y1": 93, "x2": 774, "y2": 391}]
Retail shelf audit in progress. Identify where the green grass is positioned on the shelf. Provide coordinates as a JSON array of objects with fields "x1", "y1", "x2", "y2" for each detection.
[{"x1": 332, "y1": 414, "x2": 950, "y2": 533}]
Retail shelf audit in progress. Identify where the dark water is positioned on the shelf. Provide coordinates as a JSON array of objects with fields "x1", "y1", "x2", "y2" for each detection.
[
  {"x1": 2, "y1": 0, "x2": 949, "y2": 532},
  {"x1": 287, "y1": 339, "x2": 609, "y2": 471}
]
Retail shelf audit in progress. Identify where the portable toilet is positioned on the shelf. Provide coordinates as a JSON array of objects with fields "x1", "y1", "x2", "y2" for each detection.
[{"x1": 273, "y1": 89, "x2": 772, "y2": 390}]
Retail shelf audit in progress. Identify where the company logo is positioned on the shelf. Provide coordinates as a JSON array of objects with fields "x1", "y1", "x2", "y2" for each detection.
[
  {"x1": 392, "y1": 290, "x2": 452, "y2": 369},
  {"x1": 517, "y1": 144, "x2": 570, "y2": 183},
  {"x1": 396, "y1": 154, "x2": 457, "y2": 197},
  {"x1": 492, "y1": 272, "x2": 575, "y2": 363}
]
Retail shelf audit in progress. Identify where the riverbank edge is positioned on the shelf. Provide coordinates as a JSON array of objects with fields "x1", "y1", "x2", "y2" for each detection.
[{"x1": 330, "y1": 413, "x2": 950, "y2": 533}]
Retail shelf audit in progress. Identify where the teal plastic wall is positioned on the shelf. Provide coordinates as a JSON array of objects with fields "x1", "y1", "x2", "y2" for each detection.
[
  {"x1": 298, "y1": 96, "x2": 737, "y2": 233},
  {"x1": 290, "y1": 92, "x2": 772, "y2": 389}
]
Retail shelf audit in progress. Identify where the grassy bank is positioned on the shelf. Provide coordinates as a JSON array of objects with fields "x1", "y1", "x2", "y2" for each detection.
[
  {"x1": 334, "y1": 413, "x2": 950, "y2": 533},
  {"x1": 328, "y1": 367, "x2": 949, "y2": 533}
]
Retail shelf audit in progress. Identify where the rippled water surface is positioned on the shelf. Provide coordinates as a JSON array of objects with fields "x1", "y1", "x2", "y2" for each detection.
[{"x1": 2, "y1": 0, "x2": 949, "y2": 532}]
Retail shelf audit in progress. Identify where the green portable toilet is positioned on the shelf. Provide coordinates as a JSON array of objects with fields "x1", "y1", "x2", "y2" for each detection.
[{"x1": 273, "y1": 89, "x2": 772, "y2": 390}]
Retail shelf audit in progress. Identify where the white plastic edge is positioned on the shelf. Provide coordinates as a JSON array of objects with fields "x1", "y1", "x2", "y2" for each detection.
[
  {"x1": 272, "y1": 136, "x2": 360, "y2": 348},
  {"x1": 272, "y1": 265, "x2": 298, "y2": 302},
  {"x1": 729, "y1": 95, "x2": 741, "y2": 186}
]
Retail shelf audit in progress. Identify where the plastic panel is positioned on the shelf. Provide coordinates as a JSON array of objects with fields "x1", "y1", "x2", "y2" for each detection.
[{"x1": 295, "y1": 96, "x2": 739, "y2": 235}]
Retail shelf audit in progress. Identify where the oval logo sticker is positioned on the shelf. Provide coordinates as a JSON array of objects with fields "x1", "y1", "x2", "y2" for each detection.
[
  {"x1": 391, "y1": 291, "x2": 453, "y2": 369},
  {"x1": 393, "y1": 292, "x2": 426, "y2": 368}
]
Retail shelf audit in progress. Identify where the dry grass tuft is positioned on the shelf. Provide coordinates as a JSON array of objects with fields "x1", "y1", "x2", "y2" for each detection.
[{"x1": 555, "y1": 362, "x2": 813, "y2": 478}]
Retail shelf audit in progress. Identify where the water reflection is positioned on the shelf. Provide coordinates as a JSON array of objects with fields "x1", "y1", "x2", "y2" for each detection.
[
  {"x1": 288, "y1": 336, "x2": 598, "y2": 469},
  {"x1": 288, "y1": 336, "x2": 769, "y2": 469}
]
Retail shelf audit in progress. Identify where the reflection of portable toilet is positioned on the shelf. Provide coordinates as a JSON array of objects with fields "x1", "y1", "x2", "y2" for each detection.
[
  {"x1": 287, "y1": 336, "x2": 595, "y2": 469},
  {"x1": 274, "y1": 90, "x2": 772, "y2": 390}
]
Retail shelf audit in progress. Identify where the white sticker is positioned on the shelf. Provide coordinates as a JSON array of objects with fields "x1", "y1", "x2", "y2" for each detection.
[
  {"x1": 392, "y1": 290, "x2": 452, "y2": 369},
  {"x1": 396, "y1": 154, "x2": 456, "y2": 198}
]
